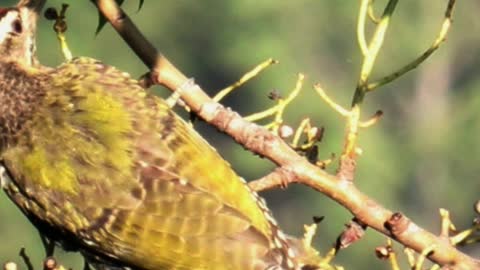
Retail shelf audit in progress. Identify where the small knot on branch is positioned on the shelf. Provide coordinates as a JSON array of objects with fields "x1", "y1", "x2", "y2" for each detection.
[
  {"x1": 337, "y1": 156, "x2": 357, "y2": 181},
  {"x1": 385, "y1": 212, "x2": 410, "y2": 237},
  {"x1": 375, "y1": 245, "x2": 393, "y2": 260},
  {"x1": 336, "y1": 218, "x2": 367, "y2": 250},
  {"x1": 3, "y1": 262, "x2": 17, "y2": 270},
  {"x1": 43, "y1": 257, "x2": 57, "y2": 270}
]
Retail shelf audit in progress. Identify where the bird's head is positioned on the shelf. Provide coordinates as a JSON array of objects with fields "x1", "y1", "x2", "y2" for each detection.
[{"x1": 0, "y1": 0, "x2": 45, "y2": 66}]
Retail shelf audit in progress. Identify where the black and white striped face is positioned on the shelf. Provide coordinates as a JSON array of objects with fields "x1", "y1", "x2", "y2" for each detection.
[
  {"x1": 0, "y1": 7, "x2": 36, "y2": 65},
  {"x1": 0, "y1": 8, "x2": 21, "y2": 41}
]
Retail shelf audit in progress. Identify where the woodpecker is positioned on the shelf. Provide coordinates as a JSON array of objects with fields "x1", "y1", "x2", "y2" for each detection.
[{"x1": 0, "y1": 2, "x2": 333, "y2": 270}]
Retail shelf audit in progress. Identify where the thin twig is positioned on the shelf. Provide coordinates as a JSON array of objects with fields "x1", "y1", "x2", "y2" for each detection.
[
  {"x1": 415, "y1": 245, "x2": 436, "y2": 270},
  {"x1": 386, "y1": 239, "x2": 400, "y2": 270},
  {"x1": 439, "y1": 208, "x2": 455, "y2": 238},
  {"x1": 291, "y1": 118, "x2": 311, "y2": 148},
  {"x1": 314, "y1": 84, "x2": 350, "y2": 117},
  {"x1": 353, "y1": 0, "x2": 398, "y2": 105},
  {"x1": 367, "y1": 0, "x2": 381, "y2": 24},
  {"x1": 357, "y1": 0, "x2": 370, "y2": 56},
  {"x1": 248, "y1": 167, "x2": 294, "y2": 191},
  {"x1": 358, "y1": 110, "x2": 383, "y2": 128},
  {"x1": 244, "y1": 73, "x2": 304, "y2": 126},
  {"x1": 404, "y1": 248, "x2": 416, "y2": 267},
  {"x1": 451, "y1": 223, "x2": 480, "y2": 245},
  {"x1": 19, "y1": 248, "x2": 34, "y2": 270},
  {"x1": 340, "y1": 0, "x2": 398, "y2": 176},
  {"x1": 214, "y1": 58, "x2": 278, "y2": 102},
  {"x1": 366, "y1": 0, "x2": 457, "y2": 91}
]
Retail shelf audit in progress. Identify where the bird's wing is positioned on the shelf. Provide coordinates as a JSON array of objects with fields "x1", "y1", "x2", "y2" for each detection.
[{"x1": 2, "y1": 57, "x2": 283, "y2": 270}]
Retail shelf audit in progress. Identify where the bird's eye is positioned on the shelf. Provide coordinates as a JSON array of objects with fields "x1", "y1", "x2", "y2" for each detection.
[{"x1": 11, "y1": 19, "x2": 22, "y2": 34}]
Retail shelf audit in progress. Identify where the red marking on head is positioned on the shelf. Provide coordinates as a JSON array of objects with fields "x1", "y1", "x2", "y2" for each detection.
[{"x1": 0, "y1": 8, "x2": 11, "y2": 19}]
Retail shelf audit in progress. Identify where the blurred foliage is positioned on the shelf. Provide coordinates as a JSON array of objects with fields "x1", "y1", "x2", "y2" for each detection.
[{"x1": 1, "y1": 0, "x2": 479, "y2": 269}]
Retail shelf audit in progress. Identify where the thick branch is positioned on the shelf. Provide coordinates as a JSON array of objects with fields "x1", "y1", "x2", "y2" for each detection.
[
  {"x1": 198, "y1": 100, "x2": 479, "y2": 269},
  {"x1": 93, "y1": 0, "x2": 190, "y2": 94},
  {"x1": 93, "y1": 0, "x2": 480, "y2": 268}
]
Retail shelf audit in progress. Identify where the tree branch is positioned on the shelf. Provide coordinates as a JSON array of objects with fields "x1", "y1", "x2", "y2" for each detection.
[{"x1": 92, "y1": 0, "x2": 479, "y2": 268}]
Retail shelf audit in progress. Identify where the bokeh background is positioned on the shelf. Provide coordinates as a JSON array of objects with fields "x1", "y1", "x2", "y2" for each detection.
[{"x1": 1, "y1": 0, "x2": 479, "y2": 269}]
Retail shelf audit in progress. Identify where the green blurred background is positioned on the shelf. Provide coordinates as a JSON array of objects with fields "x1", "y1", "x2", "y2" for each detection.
[{"x1": 1, "y1": 0, "x2": 479, "y2": 269}]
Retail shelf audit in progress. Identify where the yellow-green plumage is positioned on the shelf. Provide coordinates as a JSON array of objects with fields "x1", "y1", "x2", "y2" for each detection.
[
  {"x1": 0, "y1": 4, "x2": 333, "y2": 270},
  {"x1": 2, "y1": 57, "x2": 281, "y2": 269}
]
